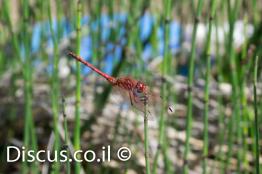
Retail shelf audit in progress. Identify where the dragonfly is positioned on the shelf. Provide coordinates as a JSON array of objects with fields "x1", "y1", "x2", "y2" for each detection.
[{"x1": 68, "y1": 51, "x2": 174, "y2": 114}]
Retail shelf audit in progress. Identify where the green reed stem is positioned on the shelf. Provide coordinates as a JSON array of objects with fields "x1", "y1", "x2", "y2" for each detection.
[
  {"x1": 202, "y1": 0, "x2": 217, "y2": 173},
  {"x1": 2, "y1": 1, "x2": 21, "y2": 66},
  {"x1": 21, "y1": 0, "x2": 39, "y2": 173},
  {"x1": 90, "y1": 0, "x2": 102, "y2": 65},
  {"x1": 153, "y1": 0, "x2": 172, "y2": 173},
  {"x1": 0, "y1": 51, "x2": 3, "y2": 75},
  {"x1": 239, "y1": 16, "x2": 250, "y2": 173},
  {"x1": 251, "y1": 0, "x2": 259, "y2": 27},
  {"x1": 212, "y1": 5, "x2": 228, "y2": 173},
  {"x1": 62, "y1": 97, "x2": 71, "y2": 174},
  {"x1": 224, "y1": 0, "x2": 242, "y2": 172},
  {"x1": 183, "y1": 0, "x2": 204, "y2": 173},
  {"x1": 144, "y1": 103, "x2": 151, "y2": 174},
  {"x1": 56, "y1": 0, "x2": 63, "y2": 40},
  {"x1": 74, "y1": 1, "x2": 82, "y2": 174},
  {"x1": 2, "y1": 0, "x2": 21, "y2": 123},
  {"x1": 253, "y1": 56, "x2": 260, "y2": 174},
  {"x1": 47, "y1": 0, "x2": 61, "y2": 173}
]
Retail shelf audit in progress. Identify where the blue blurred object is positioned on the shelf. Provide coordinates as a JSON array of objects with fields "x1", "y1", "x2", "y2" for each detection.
[
  {"x1": 139, "y1": 12, "x2": 153, "y2": 42},
  {"x1": 169, "y1": 21, "x2": 181, "y2": 53},
  {"x1": 30, "y1": 13, "x2": 182, "y2": 75},
  {"x1": 31, "y1": 23, "x2": 41, "y2": 53}
]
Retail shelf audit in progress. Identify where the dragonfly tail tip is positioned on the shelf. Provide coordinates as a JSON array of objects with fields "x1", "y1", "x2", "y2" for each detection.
[{"x1": 67, "y1": 51, "x2": 73, "y2": 56}]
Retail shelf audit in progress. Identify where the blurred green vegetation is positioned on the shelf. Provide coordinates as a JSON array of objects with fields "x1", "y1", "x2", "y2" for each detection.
[{"x1": 0, "y1": 0, "x2": 261, "y2": 174}]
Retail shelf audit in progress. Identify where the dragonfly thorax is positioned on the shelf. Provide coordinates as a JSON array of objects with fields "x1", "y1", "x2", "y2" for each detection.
[
  {"x1": 133, "y1": 81, "x2": 148, "y2": 104},
  {"x1": 135, "y1": 81, "x2": 146, "y2": 93}
]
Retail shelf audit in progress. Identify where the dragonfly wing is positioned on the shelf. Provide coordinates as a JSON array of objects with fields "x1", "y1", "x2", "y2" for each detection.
[
  {"x1": 110, "y1": 85, "x2": 144, "y2": 113},
  {"x1": 147, "y1": 89, "x2": 175, "y2": 115}
]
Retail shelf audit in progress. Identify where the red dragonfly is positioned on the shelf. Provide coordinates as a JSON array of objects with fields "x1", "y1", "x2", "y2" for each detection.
[{"x1": 68, "y1": 51, "x2": 173, "y2": 114}]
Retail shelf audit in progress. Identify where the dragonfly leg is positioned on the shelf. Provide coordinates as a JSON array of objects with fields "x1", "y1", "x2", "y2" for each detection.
[
  {"x1": 139, "y1": 95, "x2": 148, "y2": 105},
  {"x1": 129, "y1": 91, "x2": 134, "y2": 106},
  {"x1": 133, "y1": 93, "x2": 148, "y2": 105}
]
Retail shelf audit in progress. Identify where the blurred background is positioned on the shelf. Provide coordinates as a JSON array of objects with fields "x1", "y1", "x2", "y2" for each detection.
[{"x1": 0, "y1": 0, "x2": 261, "y2": 173}]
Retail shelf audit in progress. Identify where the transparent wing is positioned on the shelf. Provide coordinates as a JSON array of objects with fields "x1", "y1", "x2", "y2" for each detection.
[{"x1": 146, "y1": 87, "x2": 175, "y2": 115}]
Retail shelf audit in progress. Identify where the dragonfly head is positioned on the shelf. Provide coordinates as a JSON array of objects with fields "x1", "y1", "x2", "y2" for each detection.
[{"x1": 135, "y1": 81, "x2": 146, "y2": 93}]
